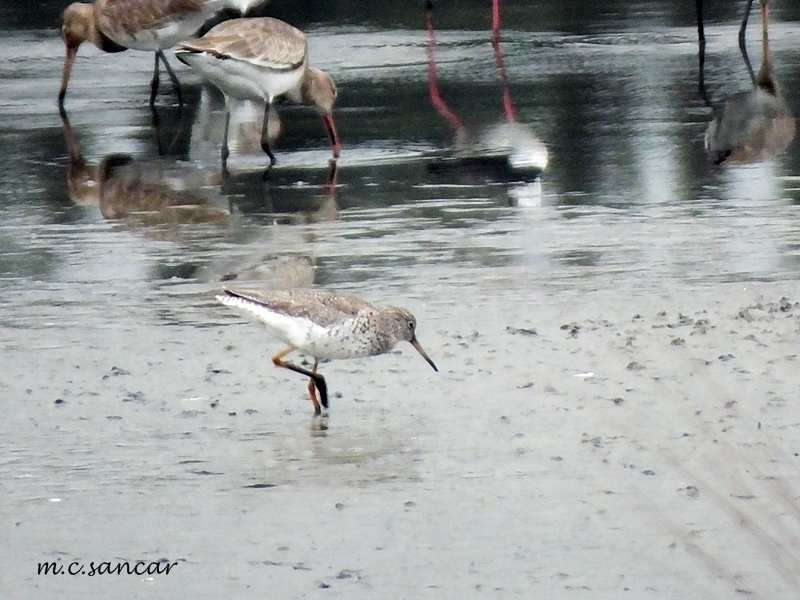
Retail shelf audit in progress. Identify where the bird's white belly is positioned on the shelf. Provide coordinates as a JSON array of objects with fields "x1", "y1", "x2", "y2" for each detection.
[
  {"x1": 302, "y1": 323, "x2": 377, "y2": 360},
  {"x1": 217, "y1": 295, "x2": 373, "y2": 360},
  {"x1": 177, "y1": 53, "x2": 304, "y2": 102},
  {"x1": 272, "y1": 316, "x2": 375, "y2": 360}
]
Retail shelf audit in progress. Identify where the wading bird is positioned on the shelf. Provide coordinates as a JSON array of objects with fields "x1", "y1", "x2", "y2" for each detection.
[
  {"x1": 697, "y1": 0, "x2": 795, "y2": 164},
  {"x1": 175, "y1": 17, "x2": 341, "y2": 170},
  {"x1": 58, "y1": 0, "x2": 266, "y2": 107}
]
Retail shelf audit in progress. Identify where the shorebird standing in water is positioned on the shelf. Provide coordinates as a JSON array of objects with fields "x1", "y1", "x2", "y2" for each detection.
[
  {"x1": 216, "y1": 288, "x2": 438, "y2": 415},
  {"x1": 697, "y1": 0, "x2": 795, "y2": 164},
  {"x1": 58, "y1": 0, "x2": 266, "y2": 107},
  {"x1": 175, "y1": 17, "x2": 341, "y2": 169}
]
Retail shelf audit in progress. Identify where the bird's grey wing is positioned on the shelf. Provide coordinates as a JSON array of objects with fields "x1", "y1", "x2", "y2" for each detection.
[
  {"x1": 183, "y1": 17, "x2": 307, "y2": 70},
  {"x1": 220, "y1": 288, "x2": 373, "y2": 327}
]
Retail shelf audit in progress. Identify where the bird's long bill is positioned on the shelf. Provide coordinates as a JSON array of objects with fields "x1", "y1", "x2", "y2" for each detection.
[
  {"x1": 59, "y1": 45, "x2": 78, "y2": 105},
  {"x1": 410, "y1": 337, "x2": 438, "y2": 372},
  {"x1": 323, "y1": 114, "x2": 341, "y2": 159}
]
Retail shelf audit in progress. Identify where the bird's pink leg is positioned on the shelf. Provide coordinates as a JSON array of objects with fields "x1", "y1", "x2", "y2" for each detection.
[
  {"x1": 490, "y1": 0, "x2": 516, "y2": 124},
  {"x1": 491, "y1": 0, "x2": 501, "y2": 45},
  {"x1": 425, "y1": 1, "x2": 468, "y2": 144}
]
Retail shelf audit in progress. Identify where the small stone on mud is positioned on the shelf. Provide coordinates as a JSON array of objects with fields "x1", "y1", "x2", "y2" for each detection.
[
  {"x1": 336, "y1": 569, "x2": 360, "y2": 580},
  {"x1": 207, "y1": 365, "x2": 231, "y2": 375},
  {"x1": 506, "y1": 326, "x2": 538, "y2": 336},
  {"x1": 122, "y1": 391, "x2": 146, "y2": 403},
  {"x1": 54, "y1": 398, "x2": 66, "y2": 405},
  {"x1": 667, "y1": 314, "x2": 693, "y2": 328},
  {"x1": 560, "y1": 323, "x2": 580, "y2": 337},
  {"x1": 626, "y1": 361, "x2": 645, "y2": 371}
]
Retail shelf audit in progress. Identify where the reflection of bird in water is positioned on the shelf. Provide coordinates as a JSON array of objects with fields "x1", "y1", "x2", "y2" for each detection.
[
  {"x1": 198, "y1": 162, "x2": 339, "y2": 284},
  {"x1": 424, "y1": 1, "x2": 547, "y2": 175},
  {"x1": 697, "y1": 0, "x2": 795, "y2": 165},
  {"x1": 58, "y1": 0, "x2": 266, "y2": 107},
  {"x1": 175, "y1": 17, "x2": 341, "y2": 170},
  {"x1": 61, "y1": 107, "x2": 229, "y2": 229},
  {"x1": 269, "y1": 161, "x2": 340, "y2": 225},
  {"x1": 218, "y1": 254, "x2": 316, "y2": 287},
  {"x1": 188, "y1": 90, "x2": 298, "y2": 171}
]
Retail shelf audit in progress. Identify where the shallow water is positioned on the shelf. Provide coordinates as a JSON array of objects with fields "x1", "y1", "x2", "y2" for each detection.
[{"x1": 2, "y1": 2, "x2": 800, "y2": 599}]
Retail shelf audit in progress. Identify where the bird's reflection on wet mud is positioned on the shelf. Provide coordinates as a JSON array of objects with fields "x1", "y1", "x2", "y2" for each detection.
[
  {"x1": 219, "y1": 158, "x2": 339, "y2": 224},
  {"x1": 61, "y1": 106, "x2": 231, "y2": 232},
  {"x1": 195, "y1": 161, "x2": 337, "y2": 286},
  {"x1": 697, "y1": 0, "x2": 795, "y2": 165}
]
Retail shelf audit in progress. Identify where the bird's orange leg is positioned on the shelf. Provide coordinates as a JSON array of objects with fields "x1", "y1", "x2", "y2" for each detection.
[
  {"x1": 272, "y1": 347, "x2": 328, "y2": 414},
  {"x1": 306, "y1": 359, "x2": 322, "y2": 414}
]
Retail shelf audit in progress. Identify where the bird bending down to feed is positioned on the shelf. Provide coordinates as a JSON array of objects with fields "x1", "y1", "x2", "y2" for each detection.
[
  {"x1": 175, "y1": 17, "x2": 341, "y2": 168},
  {"x1": 698, "y1": 0, "x2": 795, "y2": 164},
  {"x1": 216, "y1": 288, "x2": 438, "y2": 415},
  {"x1": 58, "y1": 0, "x2": 267, "y2": 107}
]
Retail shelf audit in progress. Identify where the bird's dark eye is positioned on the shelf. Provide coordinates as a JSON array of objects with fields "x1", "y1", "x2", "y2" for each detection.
[{"x1": 408, "y1": 321, "x2": 415, "y2": 330}]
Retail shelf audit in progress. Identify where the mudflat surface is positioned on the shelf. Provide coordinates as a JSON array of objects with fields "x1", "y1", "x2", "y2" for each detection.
[
  {"x1": 2, "y1": 2, "x2": 800, "y2": 598},
  {"x1": 3, "y1": 282, "x2": 800, "y2": 598}
]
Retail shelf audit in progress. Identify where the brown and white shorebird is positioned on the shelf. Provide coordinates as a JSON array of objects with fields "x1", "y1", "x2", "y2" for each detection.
[
  {"x1": 216, "y1": 288, "x2": 438, "y2": 415},
  {"x1": 58, "y1": 0, "x2": 266, "y2": 107},
  {"x1": 174, "y1": 17, "x2": 341, "y2": 168},
  {"x1": 698, "y1": 0, "x2": 795, "y2": 164}
]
